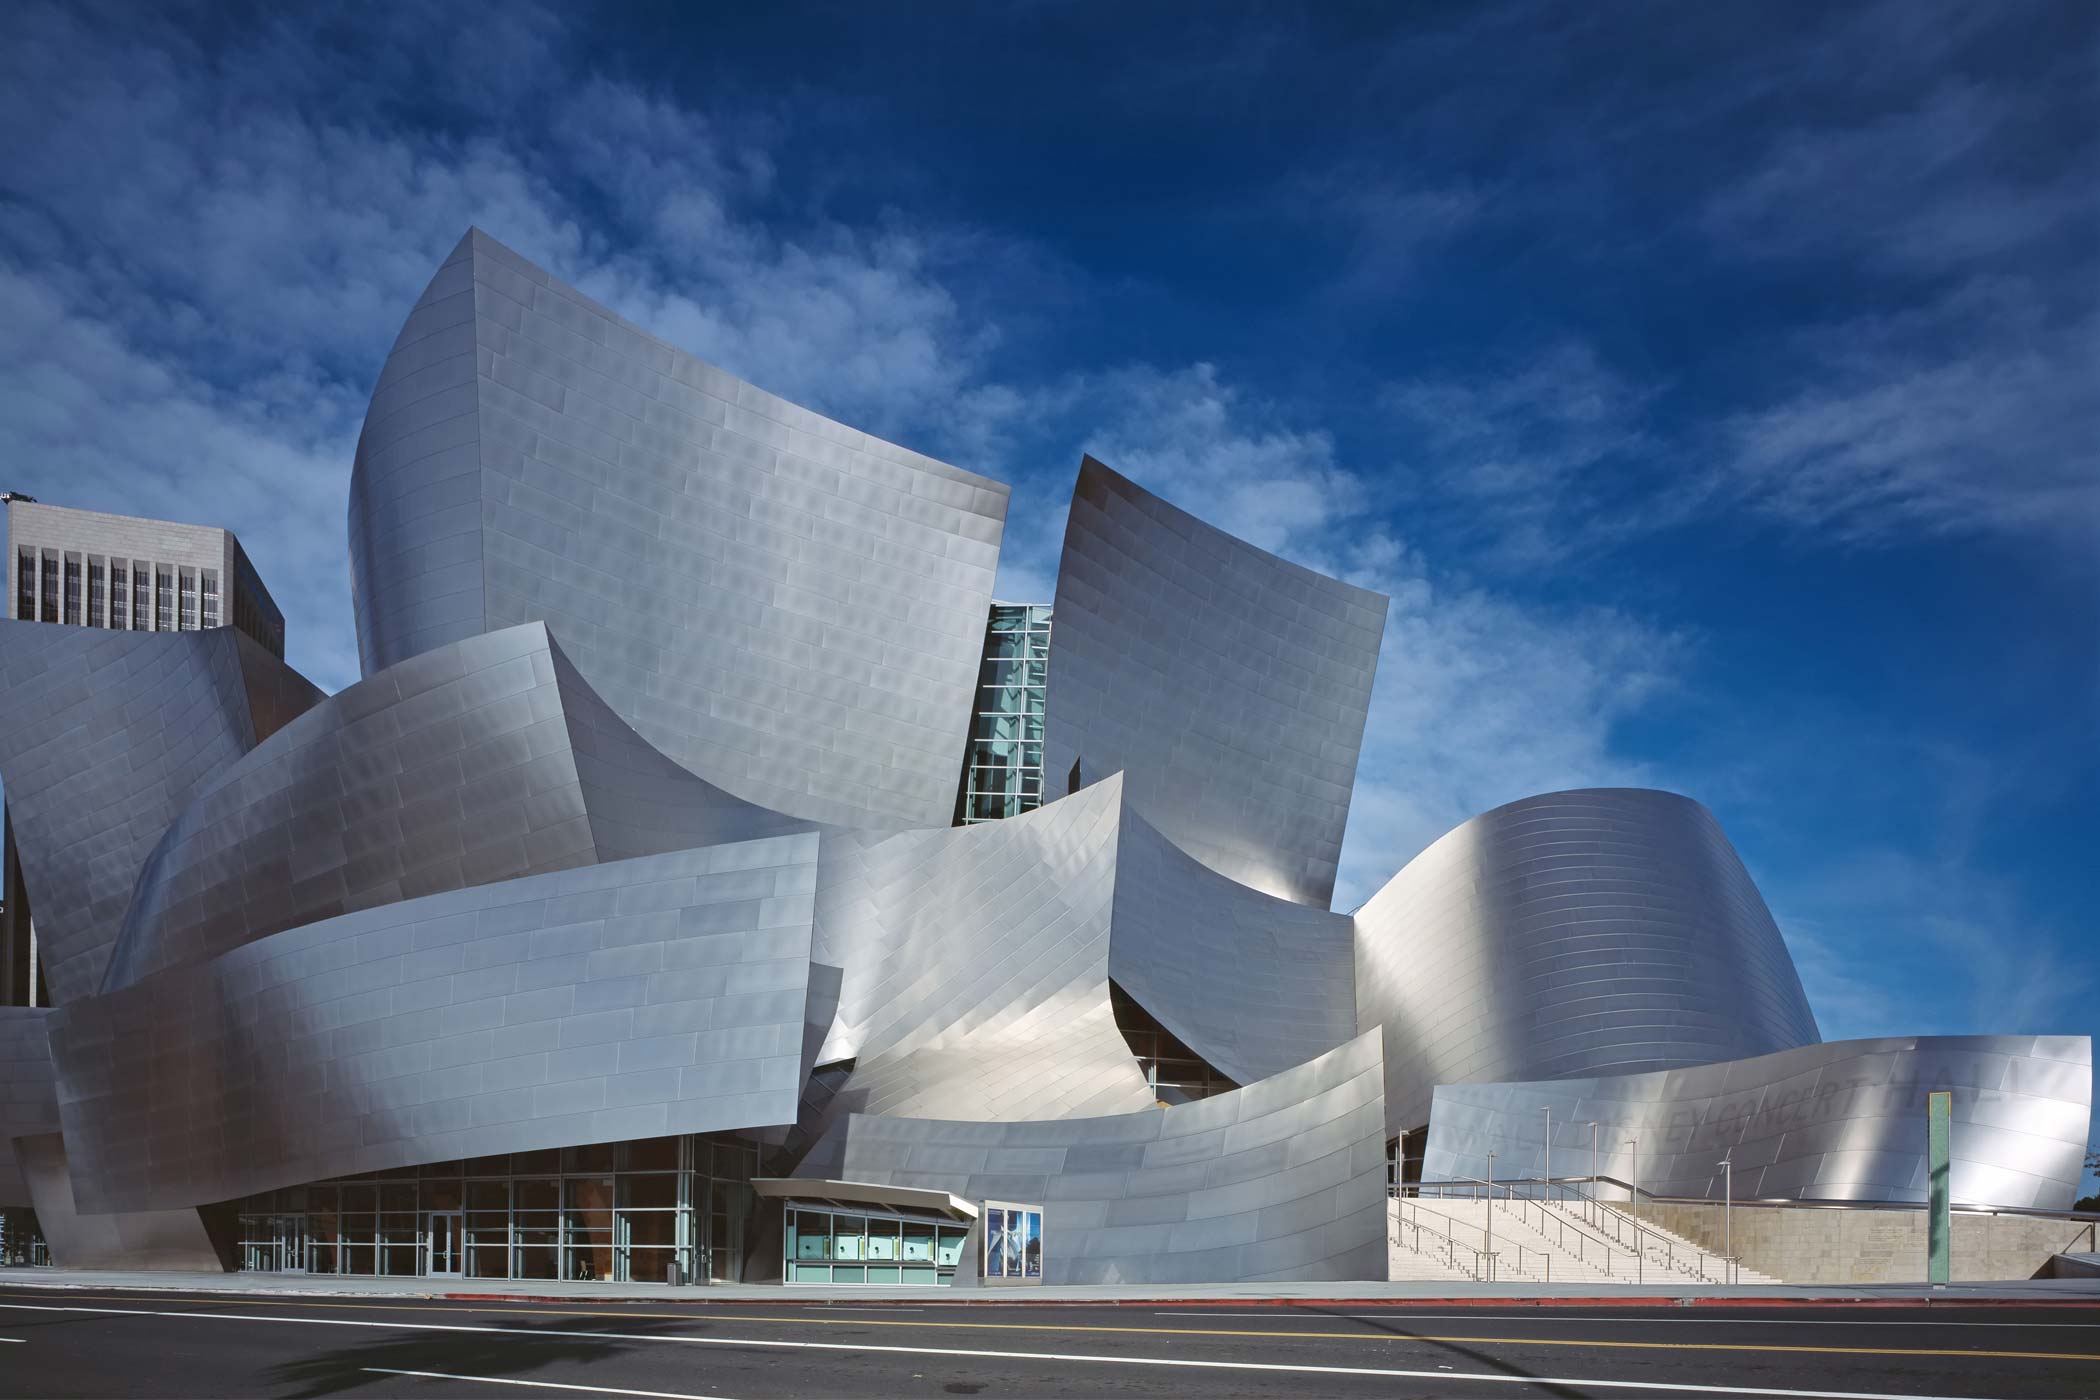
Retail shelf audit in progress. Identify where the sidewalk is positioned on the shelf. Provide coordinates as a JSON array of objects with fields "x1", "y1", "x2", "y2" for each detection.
[{"x1": 4, "y1": 1266, "x2": 2098, "y2": 1307}]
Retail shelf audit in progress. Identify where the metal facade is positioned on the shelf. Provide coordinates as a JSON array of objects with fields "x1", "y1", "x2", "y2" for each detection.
[
  {"x1": 801, "y1": 1029, "x2": 1391, "y2": 1285},
  {"x1": 0, "y1": 226, "x2": 2084, "y2": 1282},
  {"x1": 0, "y1": 621, "x2": 320, "y2": 1003},
  {"x1": 1044, "y1": 457, "x2": 1388, "y2": 909},
  {"x1": 1355, "y1": 788, "x2": 1823, "y2": 1135},
  {"x1": 1421, "y1": 1035, "x2": 2093, "y2": 1211},
  {"x1": 51, "y1": 838, "x2": 820, "y2": 1215},
  {"x1": 103, "y1": 622, "x2": 804, "y2": 991},
  {"x1": 348, "y1": 229, "x2": 1008, "y2": 830}
]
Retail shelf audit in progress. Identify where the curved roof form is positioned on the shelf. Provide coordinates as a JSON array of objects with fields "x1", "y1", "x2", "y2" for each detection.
[
  {"x1": 103, "y1": 622, "x2": 806, "y2": 992},
  {"x1": 806, "y1": 775, "x2": 1152, "y2": 1130},
  {"x1": 1108, "y1": 807, "x2": 1356, "y2": 1086},
  {"x1": 0, "y1": 621, "x2": 321, "y2": 1003},
  {"x1": 1356, "y1": 788, "x2": 1821, "y2": 1135},
  {"x1": 348, "y1": 229, "x2": 1008, "y2": 830},
  {"x1": 50, "y1": 838, "x2": 821, "y2": 1215},
  {"x1": 1422, "y1": 1034, "x2": 2093, "y2": 1211},
  {"x1": 798, "y1": 1029, "x2": 1391, "y2": 1285},
  {"x1": 1044, "y1": 457, "x2": 1387, "y2": 909}
]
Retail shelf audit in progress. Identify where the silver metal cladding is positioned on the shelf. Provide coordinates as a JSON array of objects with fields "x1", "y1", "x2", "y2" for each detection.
[
  {"x1": 348, "y1": 229, "x2": 1009, "y2": 829},
  {"x1": 102, "y1": 622, "x2": 809, "y2": 993},
  {"x1": 1421, "y1": 1034, "x2": 2094, "y2": 1211},
  {"x1": 0, "y1": 621, "x2": 320, "y2": 1003},
  {"x1": 803, "y1": 1029, "x2": 1392, "y2": 1284},
  {"x1": 1044, "y1": 457, "x2": 1388, "y2": 910},
  {"x1": 0, "y1": 1008, "x2": 59, "y2": 1207},
  {"x1": 1355, "y1": 788, "x2": 1822, "y2": 1136},
  {"x1": 49, "y1": 838, "x2": 821, "y2": 1215}
]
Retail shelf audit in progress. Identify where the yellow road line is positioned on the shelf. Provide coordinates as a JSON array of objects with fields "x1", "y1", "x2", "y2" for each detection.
[{"x1": 5, "y1": 1290, "x2": 2096, "y2": 1363}]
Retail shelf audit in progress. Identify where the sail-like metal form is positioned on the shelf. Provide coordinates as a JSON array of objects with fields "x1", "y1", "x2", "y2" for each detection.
[
  {"x1": 50, "y1": 838, "x2": 821, "y2": 1215},
  {"x1": 0, "y1": 226, "x2": 2082, "y2": 1281},
  {"x1": 348, "y1": 230, "x2": 1008, "y2": 830},
  {"x1": 1044, "y1": 457, "x2": 1388, "y2": 908},
  {"x1": 103, "y1": 622, "x2": 804, "y2": 990},
  {"x1": 1422, "y1": 1034, "x2": 2093, "y2": 1212},
  {"x1": 1355, "y1": 788, "x2": 1822, "y2": 1135},
  {"x1": 0, "y1": 621, "x2": 321, "y2": 1002},
  {"x1": 800, "y1": 1029, "x2": 1390, "y2": 1285}
]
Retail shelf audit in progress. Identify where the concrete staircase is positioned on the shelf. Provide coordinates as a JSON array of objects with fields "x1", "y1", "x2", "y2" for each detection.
[{"x1": 1389, "y1": 1195, "x2": 1782, "y2": 1286}]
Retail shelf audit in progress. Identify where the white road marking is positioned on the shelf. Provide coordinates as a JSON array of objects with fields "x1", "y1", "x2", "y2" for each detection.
[
  {"x1": 367, "y1": 1367, "x2": 739, "y2": 1399},
  {"x1": 0, "y1": 1300, "x2": 2033, "y2": 1400},
  {"x1": 1152, "y1": 1311, "x2": 2100, "y2": 1328},
  {"x1": 0, "y1": 1338, "x2": 21, "y2": 1343},
  {"x1": 791, "y1": 1305, "x2": 926, "y2": 1312}
]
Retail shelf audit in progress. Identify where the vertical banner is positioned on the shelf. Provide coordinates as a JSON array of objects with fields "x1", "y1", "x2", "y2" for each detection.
[
  {"x1": 981, "y1": 1201, "x2": 1044, "y2": 1285},
  {"x1": 1926, "y1": 1090, "x2": 1951, "y2": 1285}
]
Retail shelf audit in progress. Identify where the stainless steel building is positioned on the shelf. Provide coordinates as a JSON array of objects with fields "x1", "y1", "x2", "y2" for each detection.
[{"x1": 0, "y1": 229, "x2": 2084, "y2": 1286}]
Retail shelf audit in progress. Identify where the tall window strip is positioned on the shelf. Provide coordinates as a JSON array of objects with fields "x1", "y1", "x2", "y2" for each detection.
[
  {"x1": 155, "y1": 567, "x2": 173, "y2": 630},
  {"x1": 109, "y1": 560, "x2": 128, "y2": 629},
  {"x1": 955, "y1": 603, "x2": 1052, "y2": 824},
  {"x1": 62, "y1": 554, "x2": 81, "y2": 625},
  {"x1": 87, "y1": 558, "x2": 105, "y2": 628},
  {"x1": 13, "y1": 547, "x2": 31, "y2": 621},
  {"x1": 200, "y1": 568, "x2": 220, "y2": 628},
  {"x1": 178, "y1": 568, "x2": 197, "y2": 629},
  {"x1": 132, "y1": 566, "x2": 150, "y2": 629}
]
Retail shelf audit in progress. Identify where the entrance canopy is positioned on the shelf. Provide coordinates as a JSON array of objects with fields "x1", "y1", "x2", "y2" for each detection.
[{"x1": 753, "y1": 1178, "x2": 977, "y2": 1222}]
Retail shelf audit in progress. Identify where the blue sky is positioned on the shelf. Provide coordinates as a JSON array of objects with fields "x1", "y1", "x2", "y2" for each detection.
[{"x1": 2, "y1": 3, "x2": 2093, "y2": 1180}]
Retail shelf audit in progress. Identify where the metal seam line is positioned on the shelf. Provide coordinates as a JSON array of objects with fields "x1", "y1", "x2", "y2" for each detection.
[{"x1": 0, "y1": 1301, "x2": 2094, "y2": 1368}]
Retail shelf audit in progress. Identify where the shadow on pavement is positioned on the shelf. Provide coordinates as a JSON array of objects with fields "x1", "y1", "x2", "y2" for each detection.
[
  {"x1": 265, "y1": 1313, "x2": 684, "y2": 1398},
  {"x1": 1298, "y1": 1304, "x2": 1588, "y2": 1400}
]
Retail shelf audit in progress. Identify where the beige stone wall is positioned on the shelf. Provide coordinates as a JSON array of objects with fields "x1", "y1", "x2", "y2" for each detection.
[{"x1": 1631, "y1": 1201, "x2": 2097, "y2": 1284}]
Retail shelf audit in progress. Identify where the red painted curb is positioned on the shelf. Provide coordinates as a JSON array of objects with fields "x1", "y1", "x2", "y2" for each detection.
[{"x1": 437, "y1": 1291, "x2": 2100, "y2": 1311}]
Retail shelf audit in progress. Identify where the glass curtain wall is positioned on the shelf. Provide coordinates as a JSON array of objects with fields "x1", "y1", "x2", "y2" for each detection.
[
  {"x1": 235, "y1": 1132, "x2": 758, "y2": 1284},
  {"x1": 955, "y1": 604, "x2": 1051, "y2": 824},
  {"x1": 784, "y1": 1205, "x2": 969, "y2": 1285}
]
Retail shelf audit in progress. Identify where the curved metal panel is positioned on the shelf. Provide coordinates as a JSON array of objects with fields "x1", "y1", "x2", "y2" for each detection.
[
  {"x1": 0, "y1": 621, "x2": 320, "y2": 1003},
  {"x1": 1422, "y1": 1034, "x2": 2093, "y2": 1212},
  {"x1": 1356, "y1": 788, "x2": 1821, "y2": 1135},
  {"x1": 1109, "y1": 808, "x2": 1356, "y2": 1086},
  {"x1": 804, "y1": 775, "x2": 1152, "y2": 1137},
  {"x1": 103, "y1": 622, "x2": 805, "y2": 991},
  {"x1": 15, "y1": 1132, "x2": 226, "y2": 1270},
  {"x1": 51, "y1": 837, "x2": 820, "y2": 1215},
  {"x1": 349, "y1": 229, "x2": 1009, "y2": 829},
  {"x1": 0, "y1": 1008, "x2": 59, "y2": 1207},
  {"x1": 1044, "y1": 456, "x2": 1387, "y2": 908},
  {"x1": 801, "y1": 1029, "x2": 1391, "y2": 1284}
]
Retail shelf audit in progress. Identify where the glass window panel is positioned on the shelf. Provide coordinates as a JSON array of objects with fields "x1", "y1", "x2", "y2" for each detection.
[
  {"x1": 468, "y1": 1241, "x2": 510, "y2": 1278},
  {"x1": 514, "y1": 1179, "x2": 558, "y2": 1211},
  {"x1": 564, "y1": 1177, "x2": 614, "y2": 1230},
  {"x1": 619, "y1": 1174, "x2": 678, "y2": 1210},
  {"x1": 626, "y1": 1247, "x2": 676, "y2": 1284},
  {"x1": 937, "y1": 1227, "x2": 967, "y2": 1268},
  {"x1": 422, "y1": 1180, "x2": 462, "y2": 1211},
  {"x1": 901, "y1": 1264, "x2": 936, "y2": 1286},
  {"x1": 467, "y1": 1182, "x2": 508, "y2": 1211},
  {"x1": 563, "y1": 1144, "x2": 617, "y2": 1173},
  {"x1": 310, "y1": 1244, "x2": 338, "y2": 1274},
  {"x1": 341, "y1": 1245, "x2": 375, "y2": 1276},
  {"x1": 863, "y1": 1219, "x2": 899, "y2": 1261},
  {"x1": 790, "y1": 1262, "x2": 830, "y2": 1283},
  {"x1": 832, "y1": 1216, "x2": 864, "y2": 1261},
  {"x1": 831, "y1": 1264, "x2": 865, "y2": 1284},
  {"x1": 465, "y1": 1154, "x2": 510, "y2": 1177},
  {"x1": 419, "y1": 1160, "x2": 464, "y2": 1179},
  {"x1": 514, "y1": 1246, "x2": 558, "y2": 1280},
  {"x1": 512, "y1": 1149, "x2": 560, "y2": 1174},
  {"x1": 865, "y1": 1264, "x2": 901, "y2": 1286},
  {"x1": 624, "y1": 1136, "x2": 680, "y2": 1172},
  {"x1": 794, "y1": 1212, "x2": 830, "y2": 1260},
  {"x1": 380, "y1": 1185, "x2": 415, "y2": 1212},
  {"x1": 901, "y1": 1221, "x2": 934, "y2": 1262}
]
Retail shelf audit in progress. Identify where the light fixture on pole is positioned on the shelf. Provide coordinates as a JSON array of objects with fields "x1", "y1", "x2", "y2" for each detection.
[
  {"x1": 1624, "y1": 1135, "x2": 1639, "y2": 1201},
  {"x1": 1586, "y1": 1120, "x2": 1600, "y2": 1223},
  {"x1": 1718, "y1": 1153, "x2": 1734, "y2": 1284},
  {"x1": 1540, "y1": 1105, "x2": 1552, "y2": 1203},
  {"x1": 1485, "y1": 1149, "x2": 1496, "y2": 1281}
]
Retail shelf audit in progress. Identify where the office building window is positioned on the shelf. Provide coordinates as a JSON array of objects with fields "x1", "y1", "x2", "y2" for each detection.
[
  {"x1": 110, "y1": 561, "x2": 128, "y2": 629},
  {"x1": 155, "y1": 568, "x2": 173, "y2": 630},
  {"x1": 200, "y1": 569, "x2": 220, "y2": 628},
  {"x1": 39, "y1": 550, "x2": 57, "y2": 621},
  {"x1": 14, "y1": 548, "x2": 31, "y2": 621},
  {"x1": 88, "y1": 558, "x2": 105, "y2": 627},
  {"x1": 132, "y1": 567, "x2": 150, "y2": 629},
  {"x1": 956, "y1": 604, "x2": 1052, "y2": 824},
  {"x1": 62, "y1": 554, "x2": 81, "y2": 625},
  {"x1": 179, "y1": 568, "x2": 197, "y2": 630}
]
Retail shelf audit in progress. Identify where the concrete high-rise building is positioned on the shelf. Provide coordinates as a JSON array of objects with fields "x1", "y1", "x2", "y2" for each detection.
[
  {"x1": 5, "y1": 494, "x2": 286, "y2": 658},
  {"x1": 0, "y1": 231, "x2": 2084, "y2": 1288}
]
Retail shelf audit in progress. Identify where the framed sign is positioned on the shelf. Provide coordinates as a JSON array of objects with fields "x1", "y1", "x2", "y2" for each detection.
[{"x1": 981, "y1": 1201, "x2": 1043, "y2": 1285}]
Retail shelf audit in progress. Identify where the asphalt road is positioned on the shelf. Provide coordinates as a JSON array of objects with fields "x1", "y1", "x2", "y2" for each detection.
[{"x1": 2, "y1": 1286, "x2": 2098, "y2": 1399}]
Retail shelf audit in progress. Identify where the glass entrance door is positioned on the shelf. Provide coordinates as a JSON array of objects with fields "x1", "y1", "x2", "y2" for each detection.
[{"x1": 426, "y1": 1211, "x2": 464, "y2": 1277}]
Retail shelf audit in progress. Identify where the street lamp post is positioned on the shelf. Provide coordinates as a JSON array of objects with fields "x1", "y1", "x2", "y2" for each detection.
[
  {"x1": 1485, "y1": 1149, "x2": 1496, "y2": 1282},
  {"x1": 1625, "y1": 1135, "x2": 1642, "y2": 1283},
  {"x1": 1586, "y1": 1121, "x2": 1600, "y2": 1224},
  {"x1": 1541, "y1": 1105, "x2": 1552, "y2": 1204},
  {"x1": 1718, "y1": 1154, "x2": 1734, "y2": 1284}
]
